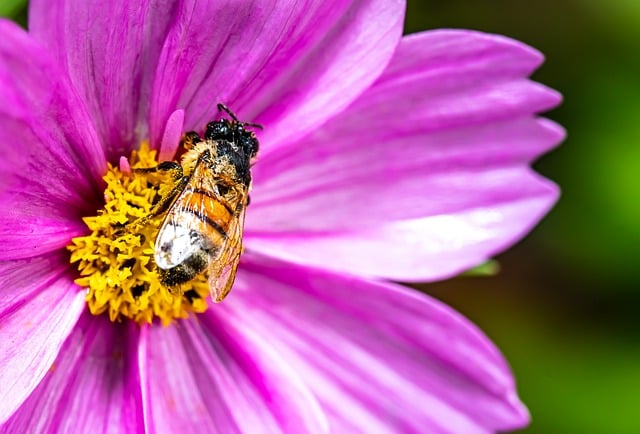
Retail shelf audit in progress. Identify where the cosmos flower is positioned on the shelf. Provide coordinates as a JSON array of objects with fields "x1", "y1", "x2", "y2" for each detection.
[{"x1": 0, "y1": 0, "x2": 563, "y2": 433}]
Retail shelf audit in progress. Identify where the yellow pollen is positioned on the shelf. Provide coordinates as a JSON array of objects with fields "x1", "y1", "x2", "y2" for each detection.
[{"x1": 67, "y1": 143, "x2": 209, "y2": 326}]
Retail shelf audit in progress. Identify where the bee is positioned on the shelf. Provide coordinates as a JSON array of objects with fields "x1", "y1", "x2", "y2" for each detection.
[{"x1": 138, "y1": 104, "x2": 260, "y2": 302}]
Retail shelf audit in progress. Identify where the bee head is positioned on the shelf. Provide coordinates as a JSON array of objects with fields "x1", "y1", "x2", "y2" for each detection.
[
  {"x1": 207, "y1": 104, "x2": 261, "y2": 159},
  {"x1": 240, "y1": 131, "x2": 259, "y2": 159},
  {"x1": 204, "y1": 119, "x2": 233, "y2": 142}
]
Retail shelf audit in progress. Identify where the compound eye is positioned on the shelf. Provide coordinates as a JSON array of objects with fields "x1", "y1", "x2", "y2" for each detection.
[
  {"x1": 240, "y1": 133, "x2": 259, "y2": 157},
  {"x1": 205, "y1": 120, "x2": 230, "y2": 141}
]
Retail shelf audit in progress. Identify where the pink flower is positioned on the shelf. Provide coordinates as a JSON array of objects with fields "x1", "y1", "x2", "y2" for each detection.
[{"x1": 0, "y1": 1, "x2": 563, "y2": 433}]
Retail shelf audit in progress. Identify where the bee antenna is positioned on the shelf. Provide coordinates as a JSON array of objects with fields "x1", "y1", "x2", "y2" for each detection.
[
  {"x1": 217, "y1": 103, "x2": 239, "y2": 122},
  {"x1": 217, "y1": 103, "x2": 263, "y2": 130},
  {"x1": 244, "y1": 122, "x2": 263, "y2": 130}
]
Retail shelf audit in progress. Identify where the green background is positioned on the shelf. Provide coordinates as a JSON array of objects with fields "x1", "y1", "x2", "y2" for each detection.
[{"x1": 4, "y1": 1, "x2": 639, "y2": 432}]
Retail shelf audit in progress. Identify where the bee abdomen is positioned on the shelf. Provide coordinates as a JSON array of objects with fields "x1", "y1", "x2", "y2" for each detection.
[
  {"x1": 158, "y1": 250, "x2": 209, "y2": 287},
  {"x1": 182, "y1": 189, "x2": 234, "y2": 239}
]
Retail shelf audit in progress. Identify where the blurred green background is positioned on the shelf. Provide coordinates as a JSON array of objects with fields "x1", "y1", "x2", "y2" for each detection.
[{"x1": 4, "y1": 0, "x2": 638, "y2": 432}]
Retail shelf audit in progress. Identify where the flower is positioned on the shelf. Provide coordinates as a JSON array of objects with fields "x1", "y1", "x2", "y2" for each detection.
[{"x1": 0, "y1": 0, "x2": 563, "y2": 433}]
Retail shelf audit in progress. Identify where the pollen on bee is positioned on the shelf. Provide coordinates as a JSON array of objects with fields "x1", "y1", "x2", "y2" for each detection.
[{"x1": 66, "y1": 143, "x2": 210, "y2": 326}]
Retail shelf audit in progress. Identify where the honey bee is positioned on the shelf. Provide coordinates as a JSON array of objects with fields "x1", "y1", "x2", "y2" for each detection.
[{"x1": 138, "y1": 104, "x2": 260, "y2": 302}]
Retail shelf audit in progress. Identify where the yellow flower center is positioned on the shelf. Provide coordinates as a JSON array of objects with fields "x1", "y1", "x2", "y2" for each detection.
[{"x1": 67, "y1": 143, "x2": 209, "y2": 326}]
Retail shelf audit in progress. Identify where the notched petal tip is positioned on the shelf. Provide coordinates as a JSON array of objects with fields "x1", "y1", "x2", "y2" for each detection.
[
  {"x1": 506, "y1": 390, "x2": 532, "y2": 429},
  {"x1": 246, "y1": 24, "x2": 565, "y2": 282}
]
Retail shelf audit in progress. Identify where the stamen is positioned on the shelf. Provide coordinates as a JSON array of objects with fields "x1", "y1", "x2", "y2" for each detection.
[{"x1": 67, "y1": 143, "x2": 209, "y2": 326}]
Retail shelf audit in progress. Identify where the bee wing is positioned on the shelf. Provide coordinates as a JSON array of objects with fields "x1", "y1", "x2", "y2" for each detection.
[
  {"x1": 154, "y1": 158, "x2": 249, "y2": 301},
  {"x1": 207, "y1": 195, "x2": 247, "y2": 302},
  {"x1": 154, "y1": 193, "x2": 205, "y2": 270},
  {"x1": 154, "y1": 164, "x2": 229, "y2": 271}
]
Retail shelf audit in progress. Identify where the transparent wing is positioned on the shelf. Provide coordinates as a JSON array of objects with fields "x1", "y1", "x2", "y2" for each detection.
[
  {"x1": 207, "y1": 194, "x2": 247, "y2": 302},
  {"x1": 154, "y1": 189, "x2": 207, "y2": 270},
  {"x1": 154, "y1": 161, "x2": 239, "y2": 272},
  {"x1": 154, "y1": 158, "x2": 249, "y2": 301}
]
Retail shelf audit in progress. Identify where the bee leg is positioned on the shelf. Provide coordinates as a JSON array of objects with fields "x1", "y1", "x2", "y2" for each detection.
[
  {"x1": 152, "y1": 175, "x2": 189, "y2": 215},
  {"x1": 181, "y1": 131, "x2": 202, "y2": 150},
  {"x1": 133, "y1": 161, "x2": 183, "y2": 181},
  {"x1": 127, "y1": 169, "x2": 189, "y2": 231}
]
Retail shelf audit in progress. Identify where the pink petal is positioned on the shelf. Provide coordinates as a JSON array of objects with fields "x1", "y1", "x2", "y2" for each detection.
[
  {"x1": 0, "y1": 20, "x2": 105, "y2": 260},
  {"x1": 220, "y1": 256, "x2": 529, "y2": 433},
  {"x1": 140, "y1": 316, "x2": 327, "y2": 433},
  {"x1": 249, "y1": 118, "x2": 562, "y2": 230},
  {"x1": 158, "y1": 109, "x2": 184, "y2": 161},
  {"x1": 245, "y1": 29, "x2": 564, "y2": 280},
  {"x1": 0, "y1": 21, "x2": 105, "y2": 184},
  {"x1": 247, "y1": 191, "x2": 556, "y2": 281},
  {"x1": 2, "y1": 314, "x2": 144, "y2": 433},
  {"x1": 119, "y1": 155, "x2": 132, "y2": 176},
  {"x1": 149, "y1": 0, "x2": 404, "y2": 152},
  {"x1": 0, "y1": 254, "x2": 86, "y2": 423},
  {"x1": 0, "y1": 214, "x2": 87, "y2": 262},
  {"x1": 28, "y1": 0, "x2": 177, "y2": 161}
]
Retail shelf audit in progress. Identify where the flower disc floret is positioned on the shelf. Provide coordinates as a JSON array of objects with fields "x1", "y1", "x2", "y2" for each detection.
[{"x1": 67, "y1": 144, "x2": 209, "y2": 326}]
